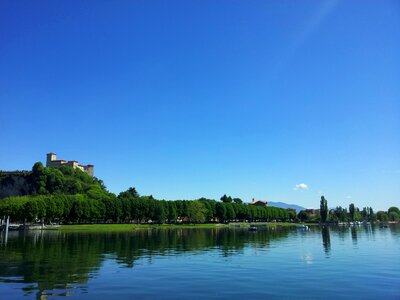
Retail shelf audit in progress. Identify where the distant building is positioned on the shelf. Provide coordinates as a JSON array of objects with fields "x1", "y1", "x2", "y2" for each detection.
[
  {"x1": 46, "y1": 153, "x2": 94, "y2": 177},
  {"x1": 251, "y1": 198, "x2": 268, "y2": 207},
  {"x1": 305, "y1": 209, "x2": 318, "y2": 216}
]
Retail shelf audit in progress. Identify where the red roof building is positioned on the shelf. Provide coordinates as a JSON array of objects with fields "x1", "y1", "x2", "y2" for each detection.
[{"x1": 251, "y1": 199, "x2": 268, "y2": 207}]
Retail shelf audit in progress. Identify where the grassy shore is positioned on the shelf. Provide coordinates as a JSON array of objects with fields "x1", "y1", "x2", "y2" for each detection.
[
  {"x1": 52, "y1": 222, "x2": 307, "y2": 231},
  {"x1": 55, "y1": 223, "x2": 226, "y2": 231},
  {"x1": 229, "y1": 222, "x2": 317, "y2": 228}
]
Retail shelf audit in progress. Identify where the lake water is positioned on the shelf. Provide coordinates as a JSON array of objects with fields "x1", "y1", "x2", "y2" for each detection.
[{"x1": 0, "y1": 225, "x2": 399, "y2": 299}]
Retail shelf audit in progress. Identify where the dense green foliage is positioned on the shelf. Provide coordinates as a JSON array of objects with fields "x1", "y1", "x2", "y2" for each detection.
[
  {"x1": 0, "y1": 162, "x2": 106, "y2": 197},
  {"x1": 0, "y1": 193, "x2": 290, "y2": 225},
  {"x1": 0, "y1": 163, "x2": 289, "y2": 224}
]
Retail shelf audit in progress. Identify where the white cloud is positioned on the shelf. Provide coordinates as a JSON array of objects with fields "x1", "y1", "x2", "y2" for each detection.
[{"x1": 294, "y1": 183, "x2": 309, "y2": 191}]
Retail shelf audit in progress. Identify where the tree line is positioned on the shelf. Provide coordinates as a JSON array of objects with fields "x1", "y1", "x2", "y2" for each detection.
[
  {"x1": 296, "y1": 196, "x2": 399, "y2": 223},
  {"x1": 0, "y1": 163, "x2": 289, "y2": 224},
  {"x1": 2, "y1": 163, "x2": 397, "y2": 225}
]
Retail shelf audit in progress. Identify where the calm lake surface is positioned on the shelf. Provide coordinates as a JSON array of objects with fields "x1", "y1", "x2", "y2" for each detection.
[{"x1": 0, "y1": 225, "x2": 399, "y2": 299}]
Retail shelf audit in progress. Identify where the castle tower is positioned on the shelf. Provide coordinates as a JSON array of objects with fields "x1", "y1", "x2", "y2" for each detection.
[
  {"x1": 85, "y1": 165, "x2": 94, "y2": 177},
  {"x1": 46, "y1": 153, "x2": 57, "y2": 167}
]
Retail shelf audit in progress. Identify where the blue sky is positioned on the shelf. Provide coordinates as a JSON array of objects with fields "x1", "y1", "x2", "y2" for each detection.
[{"x1": 1, "y1": 0, "x2": 399, "y2": 210}]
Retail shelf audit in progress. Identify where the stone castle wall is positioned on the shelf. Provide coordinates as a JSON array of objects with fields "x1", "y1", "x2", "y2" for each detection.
[{"x1": 46, "y1": 153, "x2": 94, "y2": 177}]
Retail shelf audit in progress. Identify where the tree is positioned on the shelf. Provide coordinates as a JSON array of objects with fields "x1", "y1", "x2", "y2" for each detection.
[
  {"x1": 369, "y1": 207, "x2": 374, "y2": 215},
  {"x1": 335, "y1": 206, "x2": 348, "y2": 222},
  {"x1": 119, "y1": 187, "x2": 139, "y2": 199},
  {"x1": 388, "y1": 211, "x2": 399, "y2": 222},
  {"x1": 64, "y1": 178, "x2": 82, "y2": 194},
  {"x1": 220, "y1": 194, "x2": 232, "y2": 203},
  {"x1": 70, "y1": 198, "x2": 91, "y2": 223},
  {"x1": 154, "y1": 201, "x2": 166, "y2": 224},
  {"x1": 216, "y1": 203, "x2": 227, "y2": 222},
  {"x1": 377, "y1": 211, "x2": 388, "y2": 222},
  {"x1": 32, "y1": 162, "x2": 47, "y2": 194},
  {"x1": 298, "y1": 210, "x2": 309, "y2": 222},
  {"x1": 349, "y1": 203, "x2": 355, "y2": 222},
  {"x1": 225, "y1": 203, "x2": 236, "y2": 221},
  {"x1": 287, "y1": 209, "x2": 297, "y2": 220},
  {"x1": 201, "y1": 201, "x2": 214, "y2": 222},
  {"x1": 101, "y1": 196, "x2": 121, "y2": 222},
  {"x1": 388, "y1": 207, "x2": 400, "y2": 215},
  {"x1": 121, "y1": 198, "x2": 132, "y2": 222},
  {"x1": 320, "y1": 196, "x2": 328, "y2": 223},
  {"x1": 167, "y1": 201, "x2": 177, "y2": 223},
  {"x1": 23, "y1": 200, "x2": 39, "y2": 222},
  {"x1": 233, "y1": 198, "x2": 243, "y2": 204},
  {"x1": 187, "y1": 201, "x2": 206, "y2": 223}
]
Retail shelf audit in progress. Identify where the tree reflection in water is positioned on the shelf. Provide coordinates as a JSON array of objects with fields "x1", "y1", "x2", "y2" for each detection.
[
  {"x1": 321, "y1": 226, "x2": 331, "y2": 256},
  {"x1": 0, "y1": 227, "x2": 290, "y2": 298},
  {"x1": 351, "y1": 226, "x2": 358, "y2": 246}
]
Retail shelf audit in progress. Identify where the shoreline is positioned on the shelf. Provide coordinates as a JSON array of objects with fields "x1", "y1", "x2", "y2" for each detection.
[
  {"x1": 49, "y1": 222, "x2": 314, "y2": 231},
  {"x1": 5, "y1": 221, "x2": 395, "y2": 232}
]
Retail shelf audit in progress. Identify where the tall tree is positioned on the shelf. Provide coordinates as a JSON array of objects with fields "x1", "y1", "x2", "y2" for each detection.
[
  {"x1": 349, "y1": 203, "x2": 355, "y2": 221},
  {"x1": 320, "y1": 196, "x2": 328, "y2": 223}
]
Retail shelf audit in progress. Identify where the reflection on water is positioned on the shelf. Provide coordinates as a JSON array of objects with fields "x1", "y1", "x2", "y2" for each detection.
[
  {"x1": 0, "y1": 225, "x2": 399, "y2": 299},
  {"x1": 0, "y1": 227, "x2": 290, "y2": 297},
  {"x1": 321, "y1": 227, "x2": 331, "y2": 255},
  {"x1": 351, "y1": 226, "x2": 358, "y2": 246}
]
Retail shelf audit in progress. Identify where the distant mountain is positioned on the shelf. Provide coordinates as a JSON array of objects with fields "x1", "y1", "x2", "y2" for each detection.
[{"x1": 268, "y1": 202, "x2": 306, "y2": 213}]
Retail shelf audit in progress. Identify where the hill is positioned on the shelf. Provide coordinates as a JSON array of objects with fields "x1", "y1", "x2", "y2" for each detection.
[
  {"x1": 0, "y1": 162, "x2": 106, "y2": 198},
  {"x1": 268, "y1": 201, "x2": 306, "y2": 213}
]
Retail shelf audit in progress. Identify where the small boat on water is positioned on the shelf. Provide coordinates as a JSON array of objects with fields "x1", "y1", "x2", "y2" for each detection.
[
  {"x1": 249, "y1": 226, "x2": 257, "y2": 231},
  {"x1": 296, "y1": 225, "x2": 309, "y2": 230}
]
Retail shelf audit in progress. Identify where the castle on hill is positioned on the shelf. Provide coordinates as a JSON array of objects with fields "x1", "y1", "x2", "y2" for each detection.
[{"x1": 46, "y1": 153, "x2": 94, "y2": 177}]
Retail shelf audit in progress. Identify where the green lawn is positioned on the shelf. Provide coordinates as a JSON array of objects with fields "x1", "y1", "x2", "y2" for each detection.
[{"x1": 54, "y1": 223, "x2": 227, "y2": 231}]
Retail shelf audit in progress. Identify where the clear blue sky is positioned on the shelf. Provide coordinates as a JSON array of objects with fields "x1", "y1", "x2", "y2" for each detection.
[{"x1": 1, "y1": 1, "x2": 399, "y2": 210}]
